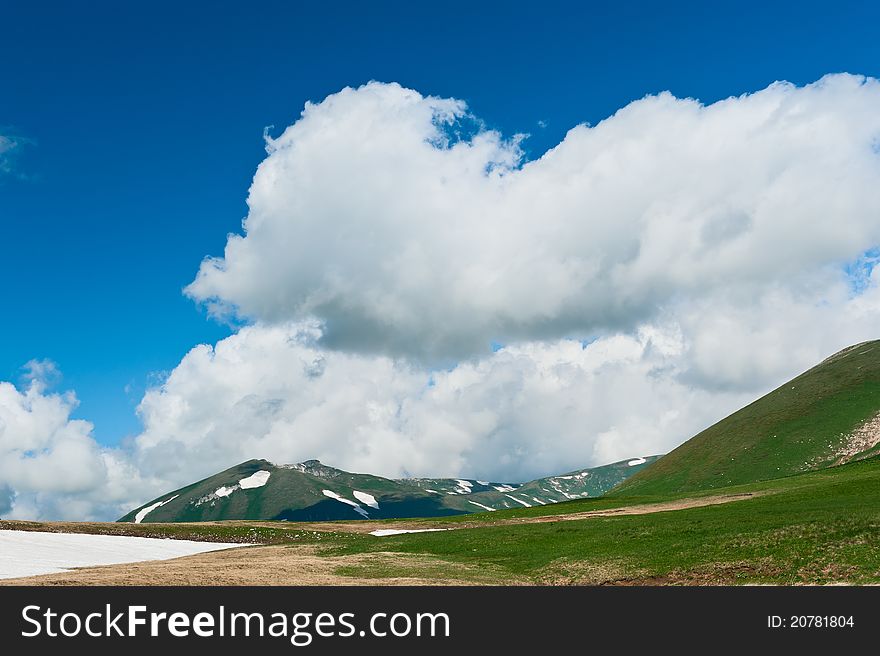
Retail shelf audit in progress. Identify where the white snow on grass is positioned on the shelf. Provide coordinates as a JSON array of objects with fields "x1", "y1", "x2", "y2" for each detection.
[
  {"x1": 476, "y1": 481, "x2": 489, "y2": 486},
  {"x1": 369, "y1": 529, "x2": 448, "y2": 537},
  {"x1": 353, "y1": 491, "x2": 379, "y2": 509},
  {"x1": 322, "y1": 490, "x2": 369, "y2": 518},
  {"x1": 627, "y1": 457, "x2": 647, "y2": 466},
  {"x1": 493, "y1": 484, "x2": 516, "y2": 492},
  {"x1": 547, "y1": 479, "x2": 576, "y2": 499},
  {"x1": 239, "y1": 470, "x2": 271, "y2": 489},
  {"x1": 424, "y1": 489, "x2": 440, "y2": 494},
  {"x1": 505, "y1": 494, "x2": 532, "y2": 508},
  {"x1": 133, "y1": 495, "x2": 179, "y2": 524},
  {"x1": 454, "y1": 479, "x2": 473, "y2": 494},
  {"x1": 0, "y1": 530, "x2": 245, "y2": 580},
  {"x1": 467, "y1": 500, "x2": 496, "y2": 512},
  {"x1": 529, "y1": 496, "x2": 546, "y2": 505},
  {"x1": 197, "y1": 470, "x2": 271, "y2": 505}
]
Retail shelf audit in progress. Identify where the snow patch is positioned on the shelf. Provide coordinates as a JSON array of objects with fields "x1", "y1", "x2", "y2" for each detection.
[
  {"x1": 133, "y1": 495, "x2": 179, "y2": 524},
  {"x1": 467, "y1": 500, "x2": 496, "y2": 512},
  {"x1": 370, "y1": 529, "x2": 448, "y2": 537},
  {"x1": 239, "y1": 470, "x2": 271, "y2": 489},
  {"x1": 505, "y1": 494, "x2": 532, "y2": 508},
  {"x1": 214, "y1": 486, "x2": 235, "y2": 498},
  {"x1": 628, "y1": 457, "x2": 647, "y2": 466},
  {"x1": 454, "y1": 479, "x2": 473, "y2": 494},
  {"x1": 0, "y1": 530, "x2": 244, "y2": 579},
  {"x1": 548, "y1": 479, "x2": 575, "y2": 499},
  {"x1": 322, "y1": 490, "x2": 369, "y2": 518},
  {"x1": 353, "y1": 491, "x2": 379, "y2": 509}
]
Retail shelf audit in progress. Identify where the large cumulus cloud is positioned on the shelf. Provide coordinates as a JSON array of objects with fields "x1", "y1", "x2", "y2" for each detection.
[{"x1": 186, "y1": 75, "x2": 880, "y2": 361}]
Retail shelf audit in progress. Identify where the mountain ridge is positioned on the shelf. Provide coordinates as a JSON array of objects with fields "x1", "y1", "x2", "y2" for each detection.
[{"x1": 119, "y1": 455, "x2": 661, "y2": 523}]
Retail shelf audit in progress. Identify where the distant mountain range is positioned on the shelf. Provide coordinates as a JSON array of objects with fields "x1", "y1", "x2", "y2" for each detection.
[{"x1": 119, "y1": 455, "x2": 661, "y2": 523}]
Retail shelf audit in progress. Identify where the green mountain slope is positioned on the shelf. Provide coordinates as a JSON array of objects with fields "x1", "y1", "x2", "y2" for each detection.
[
  {"x1": 330, "y1": 454, "x2": 880, "y2": 585},
  {"x1": 118, "y1": 456, "x2": 660, "y2": 523},
  {"x1": 614, "y1": 340, "x2": 880, "y2": 497}
]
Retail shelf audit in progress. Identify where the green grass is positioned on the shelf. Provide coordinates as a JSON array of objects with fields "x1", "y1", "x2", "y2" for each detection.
[
  {"x1": 321, "y1": 456, "x2": 880, "y2": 584},
  {"x1": 614, "y1": 340, "x2": 880, "y2": 496}
]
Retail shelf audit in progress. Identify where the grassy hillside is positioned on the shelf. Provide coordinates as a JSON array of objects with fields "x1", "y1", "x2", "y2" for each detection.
[
  {"x1": 118, "y1": 456, "x2": 658, "y2": 523},
  {"x1": 117, "y1": 460, "x2": 463, "y2": 523},
  {"x1": 613, "y1": 340, "x2": 880, "y2": 497},
  {"x1": 324, "y1": 455, "x2": 880, "y2": 585}
]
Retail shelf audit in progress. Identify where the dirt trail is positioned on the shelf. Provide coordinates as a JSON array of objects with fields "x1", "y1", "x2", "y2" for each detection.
[
  {"x1": 507, "y1": 492, "x2": 759, "y2": 524},
  {"x1": 290, "y1": 491, "x2": 761, "y2": 533}
]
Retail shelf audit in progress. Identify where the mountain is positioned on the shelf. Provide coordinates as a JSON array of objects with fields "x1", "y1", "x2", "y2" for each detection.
[
  {"x1": 118, "y1": 455, "x2": 660, "y2": 523},
  {"x1": 614, "y1": 340, "x2": 880, "y2": 497}
]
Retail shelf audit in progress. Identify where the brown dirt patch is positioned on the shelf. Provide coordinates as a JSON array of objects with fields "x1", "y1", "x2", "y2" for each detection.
[{"x1": 0, "y1": 544, "x2": 495, "y2": 586}]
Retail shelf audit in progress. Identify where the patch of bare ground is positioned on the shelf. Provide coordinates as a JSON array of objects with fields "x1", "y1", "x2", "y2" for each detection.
[
  {"x1": 0, "y1": 545, "x2": 498, "y2": 586},
  {"x1": 832, "y1": 411, "x2": 880, "y2": 465}
]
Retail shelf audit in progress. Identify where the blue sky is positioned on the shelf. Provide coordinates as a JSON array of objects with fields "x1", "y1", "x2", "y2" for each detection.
[{"x1": 2, "y1": 0, "x2": 879, "y2": 447}]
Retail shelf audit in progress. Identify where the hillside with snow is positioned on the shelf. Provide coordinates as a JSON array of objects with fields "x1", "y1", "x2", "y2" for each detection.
[{"x1": 119, "y1": 456, "x2": 660, "y2": 523}]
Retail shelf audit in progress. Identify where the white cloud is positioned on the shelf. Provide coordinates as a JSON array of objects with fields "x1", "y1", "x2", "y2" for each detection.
[
  {"x1": 186, "y1": 75, "x2": 880, "y2": 361},
  {"x1": 129, "y1": 322, "x2": 753, "y2": 486},
  {"x1": 0, "y1": 364, "x2": 145, "y2": 520}
]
